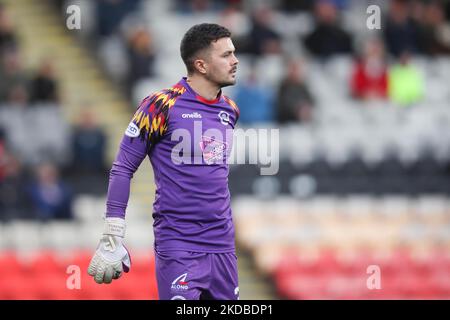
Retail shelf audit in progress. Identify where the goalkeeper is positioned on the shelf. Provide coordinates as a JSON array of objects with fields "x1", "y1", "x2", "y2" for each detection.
[{"x1": 88, "y1": 23, "x2": 240, "y2": 300}]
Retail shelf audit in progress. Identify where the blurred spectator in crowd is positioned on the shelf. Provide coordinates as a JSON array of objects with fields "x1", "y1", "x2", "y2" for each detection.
[
  {"x1": 243, "y1": 6, "x2": 282, "y2": 56},
  {"x1": 0, "y1": 126, "x2": 5, "y2": 180},
  {"x1": 29, "y1": 59, "x2": 59, "y2": 104},
  {"x1": 276, "y1": 59, "x2": 315, "y2": 124},
  {"x1": 383, "y1": 0, "x2": 421, "y2": 57},
  {"x1": 0, "y1": 5, "x2": 18, "y2": 53},
  {"x1": 27, "y1": 162, "x2": 73, "y2": 221},
  {"x1": 219, "y1": 1, "x2": 250, "y2": 50},
  {"x1": 6, "y1": 83, "x2": 29, "y2": 108},
  {"x1": 234, "y1": 64, "x2": 274, "y2": 124},
  {"x1": 70, "y1": 108, "x2": 107, "y2": 174},
  {"x1": 67, "y1": 108, "x2": 108, "y2": 195},
  {"x1": 174, "y1": 0, "x2": 212, "y2": 13},
  {"x1": 329, "y1": 0, "x2": 349, "y2": 10},
  {"x1": 126, "y1": 27, "x2": 156, "y2": 95},
  {"x1": 0, "y1": 50, "x2": 28, "y2": 103},
  {"x1": 350, "y1": 38, "x2": 388, "y2": 101},
  {"x1": 303, "y1": 0, "x2": 353, "y2": 59},
  {"x1": 0, "y1": 153, "x2": 32, "y2": 221},
  {"x1": 417, "y1": 1, "x2": 450, "y2": 55},
  {"x1": 279, "y1": 0, "x2": 348, "y2": 12},
  {"x1": 96, "y1": 0, "x2": 140, "y2": 38},
  {"x1": 446, "y1": 0, "x2": 450, "y2": 21},
  {"x1": 388, "y1": 51, "x2": 424, "y2": 106},
  {"x1": 278, "y1": 0, "x2": 314, "y2": 12},
  {"x1": 174, "y1": 0, "x2": 233, "y2": 13}
]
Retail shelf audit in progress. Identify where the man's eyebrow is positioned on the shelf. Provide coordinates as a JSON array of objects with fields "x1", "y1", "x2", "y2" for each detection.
[{"x1": 223, "y1": 49, "x2": 235, "y2": 55}]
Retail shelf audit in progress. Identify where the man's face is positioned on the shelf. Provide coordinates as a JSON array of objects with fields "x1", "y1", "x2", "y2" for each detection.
[{"x1": 202, "y1": 37, "x2": 239, "y2": 88}]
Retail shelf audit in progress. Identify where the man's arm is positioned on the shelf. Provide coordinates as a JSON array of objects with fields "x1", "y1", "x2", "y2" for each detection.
[
  {"x1": 88, "y1": 95, "x2": 159, "y2": 284},
  {"x1": 105, "y1": 138, "x2": 148, "y2": 219},
  {"x1": 106, "y1": 92, "x2": 159, "y2": 217}
]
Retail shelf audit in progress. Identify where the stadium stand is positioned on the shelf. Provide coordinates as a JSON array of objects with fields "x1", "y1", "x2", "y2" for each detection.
[{"x1": 0, "y1": 0, "x2": 449, "y2": 299}]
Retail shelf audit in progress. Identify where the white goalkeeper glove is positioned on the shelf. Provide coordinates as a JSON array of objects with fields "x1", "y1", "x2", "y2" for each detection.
[{"x1": 88, "y1": 217, "x2": 131, "y2": 284}]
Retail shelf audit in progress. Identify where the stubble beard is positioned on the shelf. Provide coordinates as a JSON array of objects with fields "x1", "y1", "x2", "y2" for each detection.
[{"x1": 206, "y1": 71, "x2": 236, "y2": 88}]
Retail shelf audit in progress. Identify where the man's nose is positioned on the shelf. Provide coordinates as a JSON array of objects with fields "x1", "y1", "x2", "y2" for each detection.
[{"x1": 232, "y1": 55, "x2": 239, "y2": 66}]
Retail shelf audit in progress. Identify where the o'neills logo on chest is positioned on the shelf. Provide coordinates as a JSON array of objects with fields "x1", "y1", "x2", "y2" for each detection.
[{"x1": 182, "y1": 112, "x2": 202, "y2": 119}]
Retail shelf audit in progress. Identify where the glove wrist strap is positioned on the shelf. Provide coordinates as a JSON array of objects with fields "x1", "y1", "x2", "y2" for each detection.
[{"x1": 103, "y1": 217, "x2": 126, "y2": 238}]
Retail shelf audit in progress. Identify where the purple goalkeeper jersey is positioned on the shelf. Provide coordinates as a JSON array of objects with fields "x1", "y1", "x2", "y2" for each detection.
[{"x1": 106, "y1": 78, "x2": 240, "y2": 253}]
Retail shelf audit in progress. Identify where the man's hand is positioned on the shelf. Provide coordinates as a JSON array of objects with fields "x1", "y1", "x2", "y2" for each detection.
[{"x1": 88, "y1": 217, "x2": 131, "y2": 284}]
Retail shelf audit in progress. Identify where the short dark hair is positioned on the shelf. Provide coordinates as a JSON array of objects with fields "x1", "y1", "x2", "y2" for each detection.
[{"x1": 180, "y1": 23, "x2": 231, "y2": 74}]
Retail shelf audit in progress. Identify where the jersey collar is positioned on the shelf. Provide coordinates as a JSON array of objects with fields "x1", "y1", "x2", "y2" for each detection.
[{"x1": 180, "y1": 77, "x2": 222, "y2": 105}]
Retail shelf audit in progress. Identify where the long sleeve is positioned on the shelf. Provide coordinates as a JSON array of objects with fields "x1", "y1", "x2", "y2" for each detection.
[
  {"x1": 104, "y1": 93, "x2": 168, "y2": 219},
  {"x1": 105, "y1": 141, "x2": 146, "y2": 218}
]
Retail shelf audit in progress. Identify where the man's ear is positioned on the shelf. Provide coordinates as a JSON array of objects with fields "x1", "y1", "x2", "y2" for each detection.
[{"x1": 193, "y1": 58, "x2": 207, "y2": 75}]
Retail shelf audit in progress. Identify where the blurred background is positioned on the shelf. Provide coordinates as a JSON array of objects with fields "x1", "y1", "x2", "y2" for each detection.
[{"x1": 0, "y1": 0, "x2": 449, "y2": 300}]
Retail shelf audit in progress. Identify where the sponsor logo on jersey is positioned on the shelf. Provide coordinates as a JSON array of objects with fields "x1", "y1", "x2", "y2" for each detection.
[
  {"x1": 199, "y1": 136, "x2": 228, "y2": 164},
  {"x1": 171, "y1": 273, "x2": 189, "y2": 291},
  {"x1": 182, "y1": 112, "x2": 202, "y2": 119},
  {"x1": 125, "y1": 122, "x2": 140, "y2": 137}
]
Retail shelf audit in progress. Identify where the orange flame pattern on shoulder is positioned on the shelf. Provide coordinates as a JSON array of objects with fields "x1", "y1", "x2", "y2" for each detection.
[
  {"x1": 224, "y1": 95, "x2": 240, "y2": 117},
  {"x1": 131, "y1": 83, "x2": 187, "y2": 145}
]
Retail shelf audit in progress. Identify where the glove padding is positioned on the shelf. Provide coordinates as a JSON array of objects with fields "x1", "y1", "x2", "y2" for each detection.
[{"x1": 88, "y1": 218, "x2": 131, "y2": 284}]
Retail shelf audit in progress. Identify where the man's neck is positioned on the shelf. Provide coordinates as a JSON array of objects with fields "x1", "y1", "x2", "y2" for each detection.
[{"x1": 186, "y1": 74, "x2": 221, "y2": 101}]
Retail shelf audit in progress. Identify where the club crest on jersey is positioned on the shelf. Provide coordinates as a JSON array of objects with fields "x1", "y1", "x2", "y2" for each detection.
[
  {"x1": 125, "y1": 122, "x2": 140, "y2": 138},
  {"x1": 171, "y1": 273, "x2": 189, "y2": 291},
  {"x1": 218, "y1": 111, "x2": 231, "y2": 126}
]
